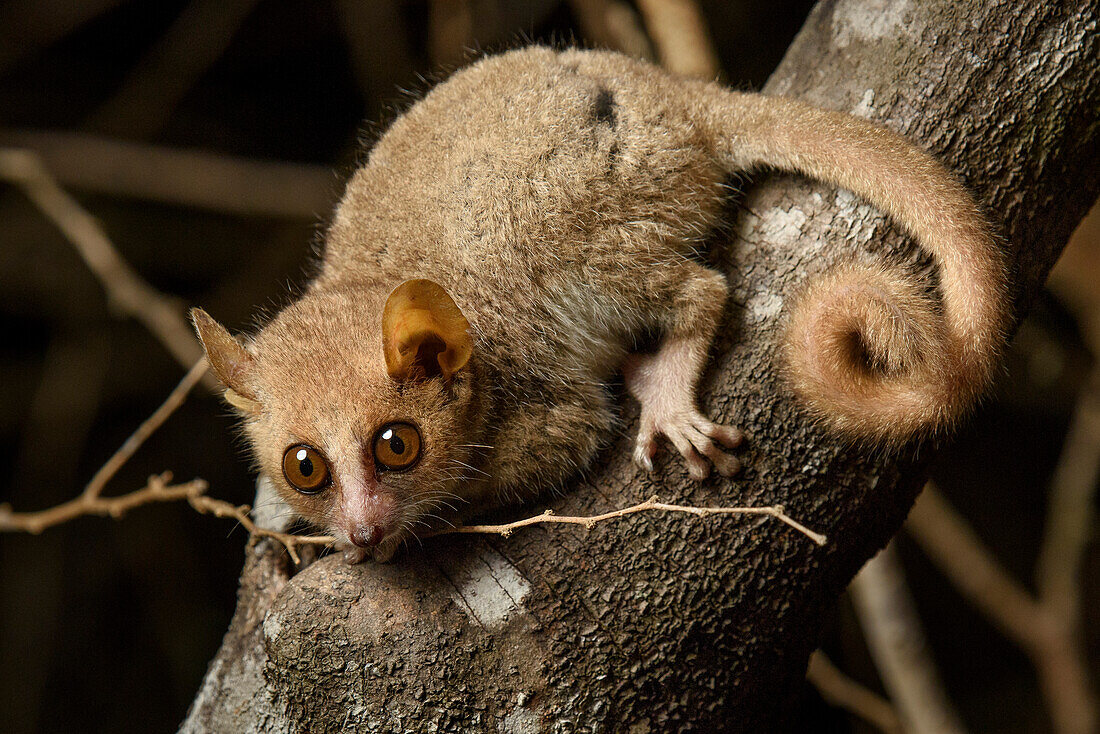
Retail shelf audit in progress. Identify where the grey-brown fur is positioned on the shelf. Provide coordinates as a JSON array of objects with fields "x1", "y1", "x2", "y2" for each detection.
[{"x1": 192, "y1": 47, "x2": 1007, "y2": 560}]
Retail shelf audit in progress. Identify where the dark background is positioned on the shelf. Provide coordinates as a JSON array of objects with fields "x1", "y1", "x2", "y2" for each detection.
[{"x1": 0, "y1": 1, "x2": 1095, "y2": 732}]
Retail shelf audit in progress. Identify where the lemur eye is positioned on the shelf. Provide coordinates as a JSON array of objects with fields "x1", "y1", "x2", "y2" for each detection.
[
  {"x1": 373, "y1": 422, "x2": 421, "y2": 471},
  {"x1": 282, "y1": 445, "x2": 331, "y2": 494}
]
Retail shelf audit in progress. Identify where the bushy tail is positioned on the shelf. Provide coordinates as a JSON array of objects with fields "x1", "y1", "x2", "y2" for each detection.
[{"x1": 701, "y1": 90, "x2": 1009, "y2": 443}]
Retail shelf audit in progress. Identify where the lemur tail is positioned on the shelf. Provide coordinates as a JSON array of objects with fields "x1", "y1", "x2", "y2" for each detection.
[{"x1": 702, "y1": 90, "x2": 1009, "y2": 443}]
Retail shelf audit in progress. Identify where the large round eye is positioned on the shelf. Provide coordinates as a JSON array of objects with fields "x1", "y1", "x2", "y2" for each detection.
[
  {"x1": 373, "y1": 422, "x2": 421, "y2": 471},
  {"x1": 282, "y1": 444, "x2": 331, "y2": 494}
]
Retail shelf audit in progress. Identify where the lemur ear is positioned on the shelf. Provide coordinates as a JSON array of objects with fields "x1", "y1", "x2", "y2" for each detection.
[
  {"x1": 190, "y1": 308, "x2": 262, "y2": 415},
  {"x1": 382, "y1": 279, "x2": 473, "y2": 383}
]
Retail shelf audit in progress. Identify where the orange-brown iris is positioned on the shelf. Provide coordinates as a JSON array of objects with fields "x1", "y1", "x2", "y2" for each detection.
[
  {"x1": 373, "y1": 422, "x2": 421, "y2": 471},
  {"x1": 282, "y1": 444, "x2": 331, "y2": 493}
]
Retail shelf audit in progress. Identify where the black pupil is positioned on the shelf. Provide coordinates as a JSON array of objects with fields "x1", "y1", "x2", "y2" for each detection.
[
  {"x1": 298, "y1": 456, "x2": 314, "y2": 477},
  {"x1": 388, "y1": 434, "x2": 405, "y2": 455}
]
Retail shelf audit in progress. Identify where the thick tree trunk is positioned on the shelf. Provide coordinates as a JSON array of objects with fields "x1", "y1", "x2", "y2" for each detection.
[{"x1": 182, "y1": 2, "x2": 1099, "y2": 731}]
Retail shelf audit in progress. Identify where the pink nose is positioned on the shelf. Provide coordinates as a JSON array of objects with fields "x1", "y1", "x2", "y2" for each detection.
[{"x1": 349, "y1": 525, "x2": 384, "y2": 548}]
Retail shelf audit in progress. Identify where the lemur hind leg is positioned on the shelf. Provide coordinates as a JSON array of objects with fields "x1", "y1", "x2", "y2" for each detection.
[{"x1": 623, "y1": 263, "x2": 743, "y2": 480}]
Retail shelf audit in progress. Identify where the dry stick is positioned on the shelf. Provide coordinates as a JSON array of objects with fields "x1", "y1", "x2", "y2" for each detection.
[
  {"x1": 2, "y1": 484, "x2": 826, "y2": 566},
  {"x1": 186, "y1": 494, "x2": 334, "y2": 566},
  {"x1": 568, "y1": 0, "x2": 656, "y2": 61},
  {"x1": 908, "y1": 485, "x2": 1045, "y2": 649},
  {"x1": 1033, "y1": 368, "x2": 1100, "y2": 734},
  {"x1": 0, "y1": 360, "x2": 209, "y2": 534},
  {"x1": 0, "y1": 148, "x2": 219, "y2": 390},
  {"x1": 0, "y1": 129, "x2": 335, "y2": 218},
  {"x1": 175, "y1": 493, "x2": 825, "y2": 565},
  {"x1": 910, "y1": 483, "x2": 1098, "y2": 734},
  {"x1": 806, "y1": 651, "x2": 902, "y2": 734},
  {"x1": 0, "y1": 348, "x2": 827, "y2": 558},
  {"x1": 443, "y1": 496, "x2": 827, "y2": 544},
  {"x1": 90, "y1": 0, "x2": 262, "y2": 138},
  {"x1": 83, "y1": 359, "x2": 209, "y2": 501},
  {"x1": 0, "y1": 356, "x2": 330, "y2": 564},
  {"x1": 0, "y1": 472, "x2": 209, "y2": 535},
  {"x1": 634, "y1": 0, "x2": 722, "y2": 80},
  {"x1": 850, "y1": 543, "x2": 970, "y2": 734}
]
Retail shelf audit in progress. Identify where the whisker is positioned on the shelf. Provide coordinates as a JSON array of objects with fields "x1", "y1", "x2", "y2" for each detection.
[{"x1": 447, "y1": 459, "x2": 490, "y2": 477}]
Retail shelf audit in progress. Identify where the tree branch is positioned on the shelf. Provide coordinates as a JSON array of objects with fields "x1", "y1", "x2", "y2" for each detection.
[
  {"x1": 806, "y1": 651, "x2": 902, "y2": 734},
  {"x1": 850, "y1": 543, "x2": 969, "y2": 734},
  {"x1": 567, "y1": 0, "x2": 656, "y2": 62},
  {"x1": 634, "y1": 0, "x2": 721, "y2": 79},
  {"x1": 0, "y1": 129, "x2": 336, "y2": 218},
  {"x1": 89, "y1": 0, "x2": 261, "y2": 138},
  {"x1": 0, "y1": 149, "x2": 219, "y2": 388},
  {"x1": 908, "y1": 479, "x2": 1098, "y2": 734}
]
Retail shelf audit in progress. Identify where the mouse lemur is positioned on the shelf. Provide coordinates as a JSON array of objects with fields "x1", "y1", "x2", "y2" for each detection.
[{"x1": 192, "y1": 47, "x2": 1007, "y2": 562}]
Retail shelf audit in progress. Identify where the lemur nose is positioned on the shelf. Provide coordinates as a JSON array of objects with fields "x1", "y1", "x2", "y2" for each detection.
[{"x1": 349, "y1": 525, "x2": 383, "y2": 548}]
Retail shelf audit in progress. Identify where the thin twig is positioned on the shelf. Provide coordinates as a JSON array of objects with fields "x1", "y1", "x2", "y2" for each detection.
[
  {"x1": 83, "y1": 359, "x2": 209, "y2": 500},
  {"x1": 908, "y1": 484, "x2": 1047, "y2": 647},
  {"x1": 806, "y1": 650, "x2": 902, "y2": 734},
  {"x1": 634, "y1": 0, "x2": 721, "y2": 80},
  {"x1": 443, "y1": 496, "x2": 827, "y2": 545},
  {"x1": 0, "y1": 148, "x2": 219, "y2": 389},
  {"x1": 0, "y1": 361, "x2": 208, "y2": 534},
  {"x1": 5, "y1": 459, "x2": 826, "y2": 566},
  {"x1": 0, "y1": 472, "x2": 208, "y2": 535},
  {"x1": 850, "y1": 543, "x2": 970, "y2": 734},
  {"x1": 185, "y1": 493, "x2": 334, "y2": 566},
  {"x1": 0, "y1": 130, "x2": 335, "y2": 218},
  {"x1": 2, "y1": 488, "x2": 825, "y2": 564}
]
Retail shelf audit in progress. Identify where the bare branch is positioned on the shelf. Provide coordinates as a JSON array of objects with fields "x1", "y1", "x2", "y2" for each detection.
[
  {"x1": 428, "y1": 0, "x2": 474, "y2": 68},
  {"x1": 907, "y1": 482, "x2": 1098, "y2": 734},
  {"x1": 568, "y1": 0, "x2": 656, "y2": 61},
  {"x1": 90, "y1": 0, "x2": 262, "y2": 138},
  {"x1": 0, "y1": 360, "x2": 207, "y2": 534},
  {"x1": 806, "y1": 651, "x2": 902, "y2": 734},
  {"x1": 83, "y1": 359, "x2": 209, "y2": 501},
  {"x1": 1, "y1": 483, "x2": 825, "y2": 565},
  {"x1": 185, "y1": 493, "x2": 334, "y2": 566},
  {"x1": 907, "y1": 484, "x2": 1046, "y2": 646},
  {"x1": 634, "y1": 0, "x2": 721, "y2": 79},
  {"x1": 850, "y1": 543, "x2": 970, "y2": 734},
  {"x1": 0, "y1": 148, "x2": 218, "y2": 388},
  {"x1": 0, "y1": 129, "x2": 336, "y2": 218},
  {"x1": 1036, "y1": 367, "x2": 1100, "y2": 633}
]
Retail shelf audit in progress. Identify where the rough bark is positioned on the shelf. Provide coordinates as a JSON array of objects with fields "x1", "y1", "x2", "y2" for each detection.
[{"x1": 182, "y1": 2, "x2": 1099, "y2": 731}]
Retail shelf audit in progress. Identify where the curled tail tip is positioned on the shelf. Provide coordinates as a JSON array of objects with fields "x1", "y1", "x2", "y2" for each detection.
[{"x1": 781, "y1": 264, "x2": 999, "y2": 447}]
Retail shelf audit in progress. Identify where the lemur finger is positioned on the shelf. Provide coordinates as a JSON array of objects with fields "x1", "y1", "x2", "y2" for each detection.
[
  {"x1": 685, "y1": 425, "x2": 742, "y2": 477},
  {"x1": 693, "y1": 415, "x2": 744, "y2": 448},
  {"x1": 666, "y1": 426, "x2": 710, "y2": 480}
]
